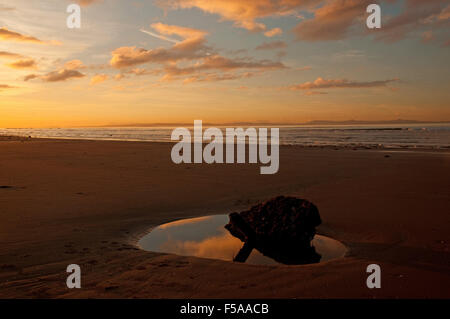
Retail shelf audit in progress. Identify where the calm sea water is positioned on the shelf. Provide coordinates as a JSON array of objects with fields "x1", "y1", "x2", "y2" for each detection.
[
  {"x1": 138, "y1": 214, "x2": 347, "y2": 265},
  {"x1": 1, "y1": 123, "x2": 449, "y2": 149}
]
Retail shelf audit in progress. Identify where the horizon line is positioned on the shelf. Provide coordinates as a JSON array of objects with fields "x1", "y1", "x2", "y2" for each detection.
[{"x1": 2, "y1": 119, "x2": 450, "y2": 129}]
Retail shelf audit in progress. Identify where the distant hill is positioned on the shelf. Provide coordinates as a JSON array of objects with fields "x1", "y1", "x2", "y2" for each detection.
[
  {"x1": 99, "y1": 119, "x2": 449, "y2": 128},
  {"x1": 303, "y1": 119, "x2": 426, "y2": 125}
]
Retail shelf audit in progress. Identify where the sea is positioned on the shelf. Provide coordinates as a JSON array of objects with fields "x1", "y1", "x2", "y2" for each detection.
[{"x1": 1, "y1": 123, "x2": 449, "y2": 149}]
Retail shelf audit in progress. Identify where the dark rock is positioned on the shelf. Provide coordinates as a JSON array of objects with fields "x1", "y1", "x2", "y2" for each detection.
[{"x1": 225, "y1": 196, "x2": 322, "y2": 264}]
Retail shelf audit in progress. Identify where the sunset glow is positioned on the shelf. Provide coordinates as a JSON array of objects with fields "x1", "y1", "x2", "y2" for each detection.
[{"x1": 0, "y1": 0, "x2": 449, "y2": 127}]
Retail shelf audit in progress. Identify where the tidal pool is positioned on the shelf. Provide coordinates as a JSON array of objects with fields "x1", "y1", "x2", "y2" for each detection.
[{"x1": 138, "y1": 215, "x2": 347, "y2": 266}]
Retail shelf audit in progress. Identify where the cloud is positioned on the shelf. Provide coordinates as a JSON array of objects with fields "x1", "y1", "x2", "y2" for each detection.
[
  {"x1": 294, "y1": 0, "x2": 372, "y2": 41},
  {"x1": 43, "y1": 69, "x2": 85, "y2": 82},
  {"x1": 64, "y1": 59, "x2": 85, "y2": 70},
  {"x1": 184, "y1": 54, "x2": 286, "y2": 71},
  {"x1": 140, "y1": 22, "x2": 208, "y2": 44},
  {"x1": 25, "y1": 69, "x2": 85, "y2": 82},
  {"x1": 90, "y1": 74, "x2": 108, "y2": 85},
  {"x1": 24, "y1": 74, "x2": 38, "y2": 81},
  {"x1": 161, "y1": 54, "x2": 286, "y2": 81},
  {"x1": 0, "y1": 51, "x2": 37, "y2": 70},
  {"x1": 0, "y1": 5, "x2": 15, "y2": 11},
  {"x1": 376, "y1": 1, "x2": 450, "y2": 43},
  {"x1": 74, "y1": 0, "x2": 103, "y2": 6},
  {"x1": 290, "y1": 77, "x2": 399, "y2": 90},
  {"x1": 437, "y1": 5, "x2": 450, "y2": 21},
  {"x1": 0, "y1": 84, "x2": 17, "y2": 90},
  {"x1": 0, "y1": 51, "x2": 24, "y2": 59},
  {"x1": 112, "y1": 22, "x2": 286, "y2": 83},
  {"x1": 264, "y1": 27, "x2": 283, "y2": 37},
  {"x1": 157, "y1": 0, "x2": 319, "y2": 35},
  {"x1": 182, "y1": 72, "x2": 255, "y2": 83},
  {"x1": 256, "y1": 41, "x2": 287, "y2": 50},
  {"x1": 291, "y1": 0, "x2": 449, "y2": 44},
  {"x1": 151, "y1": 22, "x2": 208, "y2": 40},
  {"x1": 6, "y1": 59, "x2": 37, "y2": 69},
  {"x1": 293, "y1": 0, "x2": 450, "y2": 44},
  {"x1": 157, "y1": 1, "x2": 449, "y2": 43},
  {"x1": 0, "y1": 27, "x2": 44, "y2": 44},
  {"x1": 111, "y1": 23, "x2": 209, "y2": 68},
  {"x1": 110, "y1": 43, "x2": 207, "y2": 68}
]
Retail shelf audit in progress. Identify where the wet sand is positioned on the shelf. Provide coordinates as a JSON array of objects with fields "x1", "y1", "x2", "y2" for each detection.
[{"x1": 0, "y1": 136, "x2": 449, "y2": 298}]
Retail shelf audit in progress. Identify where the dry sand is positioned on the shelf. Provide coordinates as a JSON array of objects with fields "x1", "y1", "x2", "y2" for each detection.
[{"x1": 0, "y1": 136, "x2": 449, "y2": 298}]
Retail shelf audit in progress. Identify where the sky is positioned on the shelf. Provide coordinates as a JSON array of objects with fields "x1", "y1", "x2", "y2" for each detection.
[{"x1": 0, "y1": 0, "x2": 449, "y2": 127}]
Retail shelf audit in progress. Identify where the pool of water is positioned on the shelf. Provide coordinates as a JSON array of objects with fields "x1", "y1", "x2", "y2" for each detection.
[{"x1": 138, "y1": 215, "x2": 347, "y2": 265}]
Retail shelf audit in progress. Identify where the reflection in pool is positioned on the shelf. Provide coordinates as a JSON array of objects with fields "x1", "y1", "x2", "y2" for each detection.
[{"x1": 138, "y1": 215, "x2": 347, "y2": 265}]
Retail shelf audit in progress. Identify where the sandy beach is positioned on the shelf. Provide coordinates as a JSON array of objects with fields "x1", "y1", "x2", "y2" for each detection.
[{"x1": 0, "y1": 136, "x2": 449, "y2": 298}]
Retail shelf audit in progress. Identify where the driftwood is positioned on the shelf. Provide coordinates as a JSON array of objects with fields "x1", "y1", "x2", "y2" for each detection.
[{"x1": 225, "y1": 196, "x2": 322, "y2": 265}]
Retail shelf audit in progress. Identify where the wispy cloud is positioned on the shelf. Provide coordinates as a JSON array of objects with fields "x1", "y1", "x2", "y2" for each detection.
[
  {"x1": 0, "y1": 5, "x2": 15, "y2": 11},
  {"x1": 111, "y1": 22, "x2": 286, "y2": 84},
  {"x1": 290, "y1": 77, "x2": 399, "y2": 90},
  {"x1": 0, "y1": 27, "x2": 44, "y2": 44},
  {"x1": 156, "y1": 0, "x2": 316, "y2": 36},
  {"x1": 0, "y1": 51, "x2": 24, "y2": 59},
  {"x1": 6, "y1": 59, "x2": 37, "y2": 70},
  {"x1": 25, "y1": 69, "x2": 85, "y2": 82},
  {"x1": 0, "y1": 84, "x2": 17, "y2": 90},
  {"x1": 90, "y1": 74, "x2": 108, "y2": 85}
]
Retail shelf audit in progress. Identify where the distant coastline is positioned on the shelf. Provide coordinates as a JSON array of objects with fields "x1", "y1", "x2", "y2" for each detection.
[{"x1": 97, "y1": 119, "x2": 450, "y2": 128}]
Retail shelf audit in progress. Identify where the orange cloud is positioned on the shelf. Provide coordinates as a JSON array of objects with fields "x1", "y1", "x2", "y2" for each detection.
[
  {"x1": 75, "y1": 0, "x2": 103, "y2": 6},
  {"x1": 0, "y1": 27, "x2": 44, "y2": 44},
  {"x1": 294, "y1": 0, "x2": 371, "y2": 41},
  {"x1": 150, "y1": 22, "x2": 208, "y2": 40},
  {"x1": 162, "y1": 54, "x2": 285, "y2": 82},
  {"x1": 112, "y1": 22, "x2": 286, "y2": 83},
  {"x1": 0, "y1": 84, "x2": 17, "y2": 90},
  {"x1": 90, "y1": 74, "x2": 108, "y2": 85},
  {"x1": 111, "y1": 24, "x2": 209, "y2": 68},
  {"x1": 0, "y1": 5, "x2": 14, "y2": 11},
  {"x1": 25, "y1": 69, "x2": 85, "y2": 82},
  {"x1": 291, "y1": 0, "x2": 449, "y2": 44},
  {"x1": 64, "y1": 59, "x2": 85, "y2": 70},
  {"x1": 264, "y1": 27, "x2": 283, "y2": 37},
  {"x1": 110, "y1": 43, "x2": 206, "y2": 68},
  {"x1": 376, "y1": 0, "x2": 449, "y2": 43},
  {"x1": 43, "y1": 69, "x2": 85, "y2": 82},
  {"x1": 157, "y1": 0, "x2": 319, "y2": 35},
  {"x1": 6, "y1": 59, "x2": 37, "y2": 69},
  {"x1": 290, "y1": 77, "x2": 399, "y2": 90},
  {"x1": 0, "y1": 51, "x2": 24, "y2": 59},
  {"x1": 181, "y1": 72, "x2": 255, "y2": 83}
]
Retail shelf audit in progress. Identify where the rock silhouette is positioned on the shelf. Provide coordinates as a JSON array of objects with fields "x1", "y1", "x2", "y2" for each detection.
[{"x1": 225, "y1": 196, "x2": 322, "y2": 265}]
